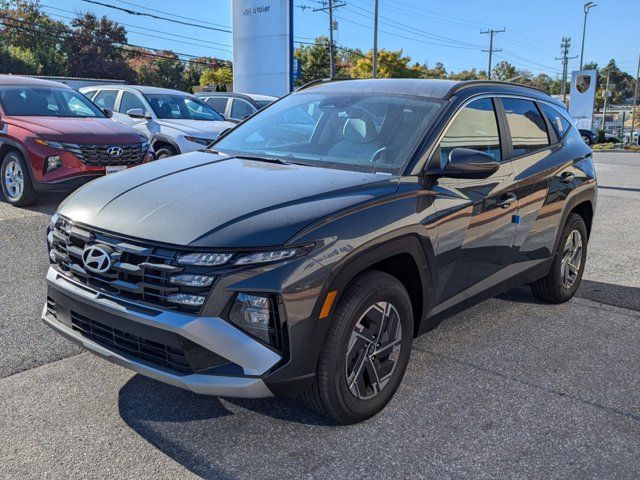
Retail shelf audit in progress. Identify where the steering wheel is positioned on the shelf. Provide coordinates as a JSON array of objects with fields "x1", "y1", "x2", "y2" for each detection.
[{"x1": 370, "y1": 146, "x2": 387, "y2": 163}]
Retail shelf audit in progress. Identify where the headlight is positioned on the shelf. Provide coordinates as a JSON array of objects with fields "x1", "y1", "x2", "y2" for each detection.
[
  {"x1": 233, "y1": 246, "x2": 310, "y2": 266},
  {"x1": 184, "y1": 136, "x2": 213, "y2": 145},
  {"x1": 177, "y1": 252, "x2": 233, "y2": 266},
  {"x1": 34, "y1": 138, "x2": 64, "y2": 149},
  {"x1": 228, "y1": 293, "x2": 278, "y2": 346}
]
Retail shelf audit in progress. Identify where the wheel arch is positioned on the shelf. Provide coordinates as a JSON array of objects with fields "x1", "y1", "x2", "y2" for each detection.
[
  {"x1": 150, "y1": 135, "x2": 180, "y2": 154},
  {"x1": 323, "y1": 234, "x2": 433, "y2": 337},
  {"x1": 552, "y1": 186, "x2": 596, "y2": 254}
]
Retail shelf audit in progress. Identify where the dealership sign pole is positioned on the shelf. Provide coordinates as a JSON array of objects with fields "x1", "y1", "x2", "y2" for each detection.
[{"x1": 232, "y1": 0, "x2": 294, "y2": 96}]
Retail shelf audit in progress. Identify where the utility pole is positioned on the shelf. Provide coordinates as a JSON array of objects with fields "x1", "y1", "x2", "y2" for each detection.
[
  {"x1": 579, "y1": 2, "x2": 597, "y2": 70},
  {"x1": 602, "y1": 69, "x2": 611, "y2": 136},
  {"x1": 313, "y1": 0, "x2": 346, "y2": 79},
  {"x1": 630, "y1": 52, "x2": 640, "y2": 146},
  {"x1": 556, "y1": 37, "x2": 578, "y2": 104},
  {"x1": 481, "y1": 28, "x2": 505, "y2": 80},
  {"x1": 372, "y1": 0, "x2": 379, "y2": 78}
]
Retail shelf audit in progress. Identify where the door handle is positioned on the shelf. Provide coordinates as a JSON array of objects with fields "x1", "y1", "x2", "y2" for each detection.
[
  {"x1": 496, "y1": 193, "x2": 517, "y2": 209},
  {"x1": 558, "y1": 171, "x2": 575, "y2": 183}
]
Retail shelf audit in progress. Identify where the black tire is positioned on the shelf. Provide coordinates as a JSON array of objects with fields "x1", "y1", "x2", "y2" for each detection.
[
  {"x1": 1, "y1": 150, "x2": 38, "y2": 207},
  {"x1": 581, "y1": 134, "x2": 592, "y2": 145},
  {"x1": 155, "y1": 145, "x2": 177, "y2": 159},
  {"x1": 531, "y1": 213, "x2": 588, "y2": 303},
  {"x1": 303, "y1": 270, "x2": 414, "y2": 424}
]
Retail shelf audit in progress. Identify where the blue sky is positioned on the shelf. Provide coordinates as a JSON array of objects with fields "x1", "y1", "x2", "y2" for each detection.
[{"x1": 46, "y1": 0, "x2": 639, "y2": 77}]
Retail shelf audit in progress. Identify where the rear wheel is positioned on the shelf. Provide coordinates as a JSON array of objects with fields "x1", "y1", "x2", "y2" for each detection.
[
  {"x1": 531, "y1": 213, "x2": 588, "y2": 303},
  {"x1": 303, "y1": 270, "x2": 413, "y2": 424},
  {"x1": 581, "y1": 134, "x2": 592, "y2": 145},
  {"x1": 1, "y1": 151, "x2": 38, "y2": 206}
]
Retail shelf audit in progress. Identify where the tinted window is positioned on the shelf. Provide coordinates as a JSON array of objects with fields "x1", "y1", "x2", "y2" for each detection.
[
  {"x1": 119, "y1": 91, "x2": 146, "y2": 114},
  {"x1": 205, "y1": 97, "x2": 228, "y2": 114},
  {"x1": 440, "y1": 98, "x2": 501, "y2": 163},
  {"x1": 539, "y1": 102, "x2": 571, "y2": 141},
  {"x1": 502, "y1": 98, "x2": 549, "y2": 156},
  {"x1": 145, "y1": 94, "x2": 224, "y2": 120},
  {"x1": 230, "y1": 98, "x2": 256, "y2": 119},
  {"x1": 93, "y1": 90, "x2": 118, "y2": 110},
  {"x1": 0, "y1": 86, "x2": 105, "y2": 117},
  {"x1": 213, "y1": 92, "x2": 443, "y2": 175}
]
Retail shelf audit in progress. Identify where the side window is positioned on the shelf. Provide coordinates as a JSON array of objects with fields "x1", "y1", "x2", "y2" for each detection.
[
  {"x1": 502, "y1": 98, "x2": 550, "y2": 156},
  {"x1": 119, "y1": 91, "x2": 146, "y2": 115},
  {"x1": 230, "y1": 98, "x2": 256, "y2": 119},
  {"x1": 538, "y1": 102, "x2": 571, "y2": 141},
  {"x1": 93, "y1": 90, "x2": 118, "y2": 110},
  {"x1": 205, "y1": 97, "x2": 229, "y2": 115},
  {"x1": 82, "y1": 89, "x2": 97, "y2": 100},
  {"x1": 440, "y1": 98, "x2": 501, "y2": 163}
]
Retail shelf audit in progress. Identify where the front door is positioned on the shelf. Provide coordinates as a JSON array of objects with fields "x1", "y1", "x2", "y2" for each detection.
[{"x1": 430, "y1": 97, "x2": 518, "y2": 310}]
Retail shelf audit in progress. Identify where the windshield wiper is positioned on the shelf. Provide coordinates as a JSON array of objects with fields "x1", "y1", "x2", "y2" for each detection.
[{"x1": 232, "y1": 154, "x2": 292, "y2": 165}]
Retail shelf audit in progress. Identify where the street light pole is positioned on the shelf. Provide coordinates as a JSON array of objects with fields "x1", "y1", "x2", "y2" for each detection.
[
  {"x1": 630, "y1": 52, "x2": 640, "y2": 146},
  {"x1": 372, "y1": 0, "x2": 379, "y2": 78},
  {"x1": 602, "y1": 69, "x2": 611, "y2": 136},
  {"x1": 579, "y1": 2, "x2": 597, "y2": 70}
]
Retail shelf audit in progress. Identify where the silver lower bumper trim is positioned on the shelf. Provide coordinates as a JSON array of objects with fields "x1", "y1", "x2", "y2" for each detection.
[{"x1": 42, "y1": 311, "x2": 273, "y2": 398}]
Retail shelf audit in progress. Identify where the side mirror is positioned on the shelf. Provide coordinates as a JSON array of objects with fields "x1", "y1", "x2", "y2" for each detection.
[
  {"x1": 126, "y1": 108, "x2": 148, "y2": 119},
  {"x1": 427, "y1": 148, "x2": 500, "y2": 179},
  {"x1": 102, "y1": 108, "x2": 113, "y2": 118}
]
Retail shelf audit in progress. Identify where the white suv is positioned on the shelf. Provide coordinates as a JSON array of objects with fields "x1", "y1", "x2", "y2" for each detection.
[{"x1": 80, "y1": 85, "x2": 235, "y2": 158}]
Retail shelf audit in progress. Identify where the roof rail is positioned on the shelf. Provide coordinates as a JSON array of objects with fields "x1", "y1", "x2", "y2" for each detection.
[
  {"x1": 296, "y1": 78, "x2": 330, "y2": 91},
  {"x1": 445, "y1": 80, "x2": 550, "y2": 99}
]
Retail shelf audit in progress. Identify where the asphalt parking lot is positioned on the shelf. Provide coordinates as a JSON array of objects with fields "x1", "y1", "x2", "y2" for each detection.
[{"x1": 1, "y1": 151, "x2": 639, "y2": 479}]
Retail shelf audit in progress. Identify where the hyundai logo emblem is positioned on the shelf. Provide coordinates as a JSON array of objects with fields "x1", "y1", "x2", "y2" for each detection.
[
  {"x1": 107, "y1": 146, "x2": 123, "y2": 157},
  {"x1": 82, "y1": 245, "x2": 112, "y2": 274}
]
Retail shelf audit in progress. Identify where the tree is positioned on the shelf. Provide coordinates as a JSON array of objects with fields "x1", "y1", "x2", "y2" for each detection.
[
  {"x1": 0, "y1": 45, "x2": 41, "y2": 74},
  {"x1": 64, "y1": 13, "x2": 135, "y2": 81},
  {"x1": 200, "y1": 66, "x2": 233, "y2": 90},
  {"x1": 295, "y1": 36, "x2": 331, "y2": 83},
  {"x1": 491, "y1": 61, "x2": 517, "y2": 81},
  {"x1": 448, "y1": 68, "x2": 484, "y2": 81},
  {"x1": 351, "y1": 49, "x2": 421, "y2": 78},
  {"x1": 0, "y1": 0, "x2": 69, "y2": 75}
]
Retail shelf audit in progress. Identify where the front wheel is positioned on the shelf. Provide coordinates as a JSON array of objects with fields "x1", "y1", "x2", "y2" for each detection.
[
  {"x1": 155, "y1": 145, "x2": 177, "y2": 159},
  {"x1": 582, "y1": 135, "x2": 592, "y2": 145},
  {"x1": 303, "y1": 270, "x2": 414, "y2": 424},
  {"x1": 531, "y1": 213, "x2": 588, "y2": 303},
  {"x1": 1, "y1": 151, "x2": 38, "y2": 206}
]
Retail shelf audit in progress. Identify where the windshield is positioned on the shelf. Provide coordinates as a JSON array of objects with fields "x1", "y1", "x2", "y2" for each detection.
[
  {"x1": 212, "y1": 91, "x2": 443, "y2": 174},
  {"x1": 0, "y1": 86, "x2": 105, "y2": 118},
  {"x1": 144, "y1": 94, "x2": 224, "y2": 121}
]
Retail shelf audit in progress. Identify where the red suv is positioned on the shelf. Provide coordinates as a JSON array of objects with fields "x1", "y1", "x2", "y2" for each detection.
[{"x1": 0, "y1": 76, "x2": 153, "y2": 206}]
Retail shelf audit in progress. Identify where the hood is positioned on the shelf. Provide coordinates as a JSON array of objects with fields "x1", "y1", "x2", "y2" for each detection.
[
  {"x1": 58, "y1": 152, "x2": 399, "y2": 247},
  {"x1": 7, "y1": 116, "x2": 142, "y2": 144},
  {"x1": 156, "y1": 119, "x2": 235, "y2": 137}
]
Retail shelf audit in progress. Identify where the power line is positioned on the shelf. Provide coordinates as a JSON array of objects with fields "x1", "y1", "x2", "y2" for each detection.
[
  {"x1": 42, "y1": 4, "x2": 232, "y2": 50},
  {"x1": 43, "y1": 10, "x2": 232, "y2": 54},
  {"x1": 0, "y1": 15, "x2": 230, "y2": 68},
  {"x1": 112, "y1": 0, "x2": 231, "y2": 29},
  {"x1": 80, "y1": 0, "x2": 232, "y2": 33}
]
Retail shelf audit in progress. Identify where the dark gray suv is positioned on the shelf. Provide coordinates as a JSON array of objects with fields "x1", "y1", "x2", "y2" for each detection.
[{"x1": 44, "y1": 79, "x2": 596, "y2": 423}]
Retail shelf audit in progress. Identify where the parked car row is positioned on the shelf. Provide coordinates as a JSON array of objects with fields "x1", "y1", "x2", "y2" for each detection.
[{"x1": 0, "y1": 75, "x2": 276, "y2": 206}]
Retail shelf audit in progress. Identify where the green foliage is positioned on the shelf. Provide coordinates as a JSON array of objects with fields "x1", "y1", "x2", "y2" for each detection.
[
  {"x1": 0, "y1": 45, "x2": 41, "y2": 74},
  {"x1": 597, "y1": 129, "x2": 605, "y2": 143},
  {"x1": 200, "y1": 66, "x2": 233, "y2": 88},
  {"x1": 351, "y1": 49, "x2": 422, "y2": 79}
]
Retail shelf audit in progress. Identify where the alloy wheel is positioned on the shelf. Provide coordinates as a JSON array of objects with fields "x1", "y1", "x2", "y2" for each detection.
[
  {"x1": 345, "y1": 301, "x2": 403, "y2": 400},
  {"x1": 561, "y1": 229, "x2": 583, "y2": 289},
  {"x1": 4, "y1": 159, "x2": 24, "y2": 200}
]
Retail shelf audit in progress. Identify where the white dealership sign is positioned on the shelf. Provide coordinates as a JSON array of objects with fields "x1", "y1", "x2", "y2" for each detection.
[
  {"x1": 232, "y1": 0, "x2": 293, "y2": 96},
  {"x1": 569, "y1": 70, "x2": 598, "y2": 130}
]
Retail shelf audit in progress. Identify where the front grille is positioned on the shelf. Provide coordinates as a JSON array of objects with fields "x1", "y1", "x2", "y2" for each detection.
[
  {"x1": 48, "y1": 217, "x2": 217, "y2": 313},
  {"x1": 71, "y1": 310, "x2": 193, "y2": 372},
  {"x1": 62, "y1": 142, "x2": 148, "y2": 166}
]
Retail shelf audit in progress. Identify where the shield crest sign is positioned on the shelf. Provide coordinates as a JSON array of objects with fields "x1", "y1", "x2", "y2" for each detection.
[{"x1": 575, "y1": 74, "x2": 591, "y2": 94}]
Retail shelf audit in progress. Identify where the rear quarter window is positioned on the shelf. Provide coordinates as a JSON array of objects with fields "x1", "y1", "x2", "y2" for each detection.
[{"x1": 539, "y1": 102, "x2": 571, "y2": 141}]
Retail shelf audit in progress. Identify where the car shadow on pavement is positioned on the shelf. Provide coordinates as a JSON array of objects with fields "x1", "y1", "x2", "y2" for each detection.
[
  {"x1": 118, "y1": 375, "x2": 338, "y2": 479},
  {"x1": 0, "y1": 192, "x2": 68, "y2": 216}
]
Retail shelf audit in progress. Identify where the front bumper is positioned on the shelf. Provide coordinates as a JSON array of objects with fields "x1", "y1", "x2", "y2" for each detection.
[{"x1": 43, "y1": 267, "x2": 281, "y2": 398}]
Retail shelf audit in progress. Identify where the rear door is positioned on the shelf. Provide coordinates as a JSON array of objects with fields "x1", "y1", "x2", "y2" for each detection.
[
  {"x1": 431, "y1": 97, "x2": 518, "y2": 308},
  {"x1": 503, "y1": 98, "x2": 577, "y2": 265}
]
